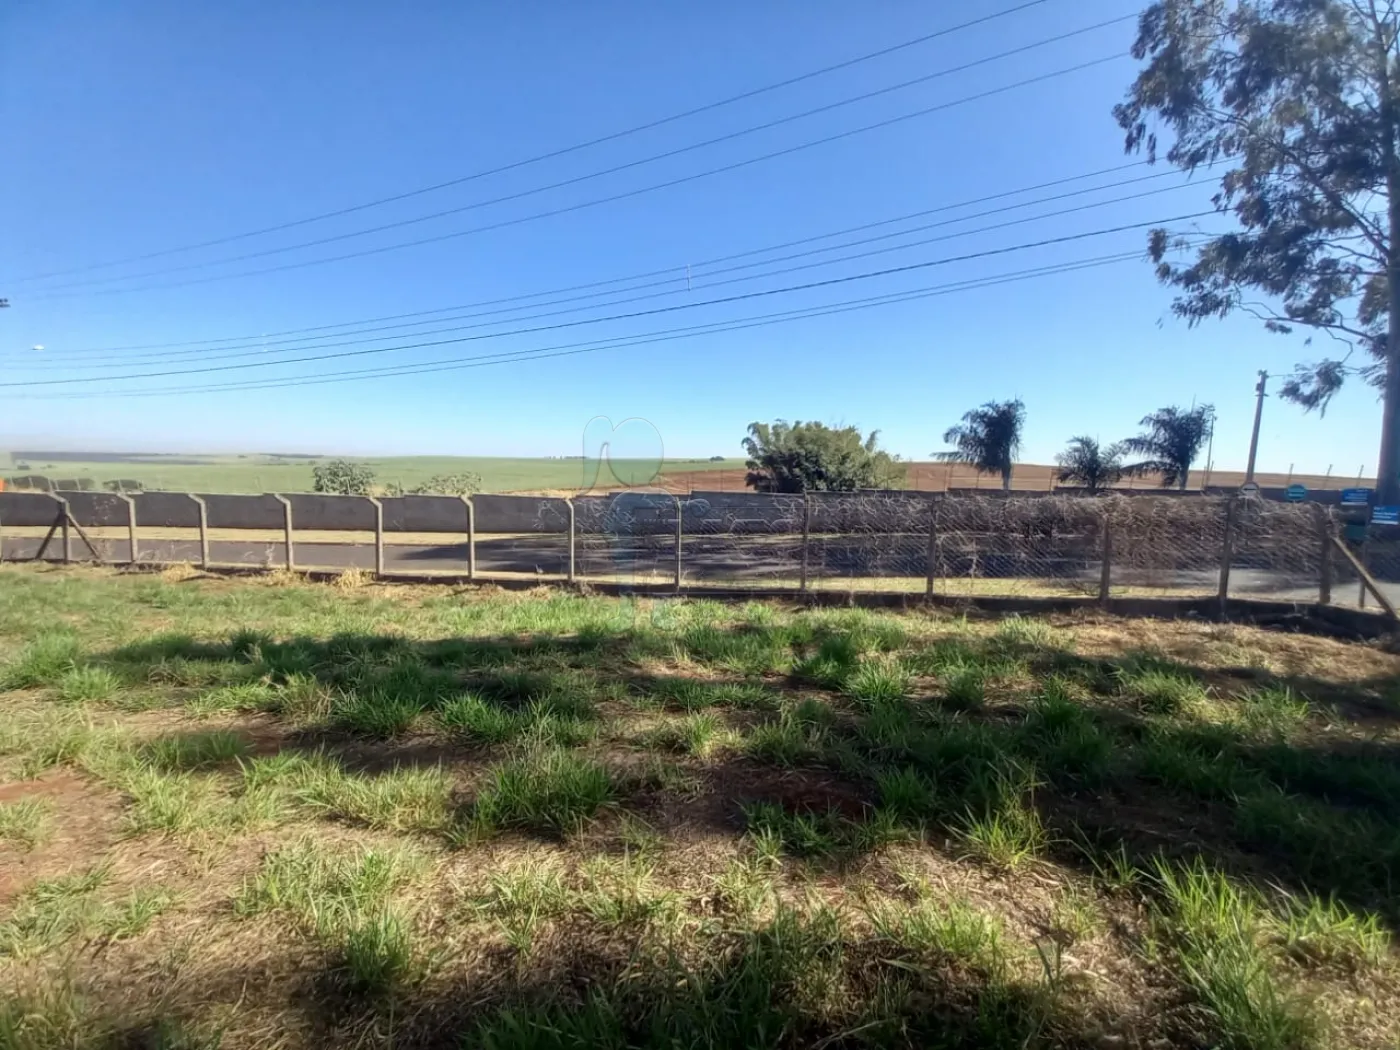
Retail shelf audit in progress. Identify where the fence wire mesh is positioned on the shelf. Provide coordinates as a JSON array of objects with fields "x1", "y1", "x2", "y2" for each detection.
[
  {"x1": 933, "y1": 495, "x2": 1106, "y2": 597},
  {"x1": 1, "y1": 487, "x2": 1387, "y2": 612},
  {"x1": 1228, "y1": 500, "x2": 1325, "y2": 603},
  {"x1": 1108, "y1": 496, "x2": 1228, "y2": 597}
]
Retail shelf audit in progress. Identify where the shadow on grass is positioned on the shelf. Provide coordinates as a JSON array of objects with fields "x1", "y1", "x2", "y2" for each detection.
[{"x1": 91, "y1": 618, "x2": 1400, "y2": 927}]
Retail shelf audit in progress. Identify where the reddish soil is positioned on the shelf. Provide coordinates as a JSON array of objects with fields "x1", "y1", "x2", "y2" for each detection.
[{"x1": 659, "y1": 462, "x2": 1371, "y2": 494}]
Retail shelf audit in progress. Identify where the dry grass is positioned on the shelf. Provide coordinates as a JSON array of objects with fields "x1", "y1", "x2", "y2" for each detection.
[{"x1": 0, "y1": 564, "x2": 1396, "y2": 1049}]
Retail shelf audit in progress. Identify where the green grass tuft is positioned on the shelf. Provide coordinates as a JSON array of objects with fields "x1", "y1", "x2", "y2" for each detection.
[
  {"x1": 53, "y1": 666, "x2": 122, "y2": 705},
  {"x1": 0, "y1": 634, "x2": 84, "y2": 691},
  {"x1": 1153, "y1": 859, "x2": 1319, "y2": 1050},
  {"x1": 0, "y1": 797, "x2": 51, "y2": 850},
  {"x1": 472, "y1": 749, "x2": 616, "y2": 837}
]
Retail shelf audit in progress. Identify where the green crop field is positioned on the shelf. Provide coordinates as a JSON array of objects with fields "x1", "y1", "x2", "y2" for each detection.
[
  {"x1": 0, "y1": 452, "x2": 747, "y2": 494},
  {"x1": 1, "y1": 564, "x2": 1397, "y2": 1049}
]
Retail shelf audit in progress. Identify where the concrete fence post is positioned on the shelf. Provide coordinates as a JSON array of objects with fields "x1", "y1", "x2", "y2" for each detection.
[
  {"x1": 368, "y1": 497, "x2": 384, "y2": 577},
  {"x1": 566, "y1": 498, "x2": 576, "y2": 583},
  {"x1": 59, "y1": 497, "x2": 71, "y2": 564},
  {"x1": 1316, "y1": 504, "x2": 1332, "y2": 606},
  {"x1": 674, "y1": 495, "x2": 683, "y2": 593},
  {"x1": 800, "y1": 494, "x2": 811, "y2": 592},
  {"x1": 462, "y1": 497, "x2": 475, "y2": 580},
  {"x1": 188, "y1": 495, "x2": 210, "y2": 569},
  {"x1": 1098, "y1": 508, "x2": 1113, "y2": 606},
  {"x1": 116, "y1": 493, "x2": 139, "y2": 565},
  {"x1": 1218, "y1": 497, "x2": 1237, "y2": 613},
  {"x1": 273, "y1": 495, "x2": 294, "y2": 571},
  {"x1": 925, "y1": 499, "x2": 940, "y2": 597}
]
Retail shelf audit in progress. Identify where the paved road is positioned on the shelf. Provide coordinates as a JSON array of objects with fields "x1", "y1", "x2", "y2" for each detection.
[{"x1": 2, "y1": 534, "x2": 1390, "y2": 609}]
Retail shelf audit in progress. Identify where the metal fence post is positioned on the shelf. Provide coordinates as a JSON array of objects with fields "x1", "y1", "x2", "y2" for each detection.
[
  {"x1": 273, "y1": 495, "x2": 294, "y2": 571},
  {"x1": 567, "y1": 498, "x2": 577, "y2": 583},
  {"x1": 1217, "y1": 497, "x2": 1237, "y2": 612},
  {"x1": 189, "y1": 495, "x2": 210, "y2": 569},
  {"x1": 674, "y1": 495, "x2": 683, "y2": 593},
  {"x1": 368, "y1": 497, "x2": 384, "y2": 577},
  {"x1": 1098, "y1": 507, "x2": 1113, "y2": 605},
  {"x1": 925, "y1": 498, "x2": 939, "y2": 597},
  {"x1": 463, "y1": 496, "x2": 475, "y2": 580},
  {"x1": 800, "y1": 493, "x2": 811, "y2": 592},
  {"x1": 1316, "y1": 504, "x2": 1332, "y2": 606},
  {"x1": 117, "y1": 493, "x2": 138, "y2": 565},
  {"x1": 59, "y1": 497, "x2": 71, "y2": 564}
]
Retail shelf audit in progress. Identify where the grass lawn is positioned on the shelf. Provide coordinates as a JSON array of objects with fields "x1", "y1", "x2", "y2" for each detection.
[{"x1": 1, "y1": 564, "x2": 1398, "y2": 1049}]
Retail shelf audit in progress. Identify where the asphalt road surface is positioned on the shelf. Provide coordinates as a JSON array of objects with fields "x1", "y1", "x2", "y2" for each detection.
[{"x1": 2, "y1": 534, "x2": 1389, "y2": 609}]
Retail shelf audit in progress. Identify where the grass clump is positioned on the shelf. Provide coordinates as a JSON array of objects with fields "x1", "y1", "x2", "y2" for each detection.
[
  {"x1": 472, "y1": 749, "x2": 616, "y2": 837},
  {"x1": 298, "y1": 761, "x2": 453, "y2": 835},
  {"x1": 54, "y1": 665, "x2": 122, "y2": 705},
  {"x1": 942, "y1": 662, "x2": 987, "y2": 711},
  {"x1": 844, "y1": 657, "x2": 910, "y2": 705},
  {"x1": 1118, "y1": 664, "x2": 1207, "y2": 714},
  {"x1": 0, "y1": 797, "x2": 51, "y2": 850},
  {"x1": 142, "y1": 730, "x2": 249, "y2": 770},
  {"x1": 955, "y1": 764, "x2": 1046, "y2": 871},
  {"x1": 640, "y1": 713, "x2": 724, "y2": 757},
  {"x1": 0, "y1": 634, "x2": 83, "y2": 690},
  {"x1": 236, "y1": 838, "x2": 424, "y2": 995},
  {"x1": 1153, "y1": 859, "x2": 1319, "y2": 1050},
  {"x1": 437, "y1": 694, "x2": 597, "y2": 748},
  {"x1": 1277, "y1": 892, "x2": 1389, "y2": 970},
  {"x1": 867, "y1": 895, "x2": 1008, "y2": 975},
  {"x1": 187, "y1": 680, "x2": 281, "y2": 717},
  {"x1": 0, "y1": 868, "x2": 166, "y2": 958}
]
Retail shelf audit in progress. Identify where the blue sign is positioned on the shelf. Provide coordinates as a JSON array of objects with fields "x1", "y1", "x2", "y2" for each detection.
[
  {"x1": 1285, "y1": 483, "x2": 1307, "y2": 502},
  {"x1": 1341, "y1": 487, "x2": 1373, "y2": 506},
  {"x1": 1372, "y1": 505, "x2": 1400, "y2": 525}
]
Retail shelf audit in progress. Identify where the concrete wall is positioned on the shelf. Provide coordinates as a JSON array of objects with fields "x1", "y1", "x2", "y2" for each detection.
[
  {"x1": 61, "y1": 491, "x2": 132, "y2": 527},
  {"x1": 472, "y1": 494, "x2": 570, "y2": 534},
  {"x1": 380, "y1": 495, "x2": 468, "y2": 534},
  {"x1": 285, "y1": 493, "x2": 377, "y2": 532},
  {"x1": 133, "y1": 492, "x2": 201, "y2": 529},
  {"x1": 199, "y1": 494, "x2": 287, "y2": 530},
  {"x1": 0, "y1": 492, "x2": 63, "y2": 527}
]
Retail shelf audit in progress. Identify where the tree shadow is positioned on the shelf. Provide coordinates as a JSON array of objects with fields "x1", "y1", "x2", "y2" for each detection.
[{"x1": 93, "y1": 615, "x2": 1400, "y2": 927}]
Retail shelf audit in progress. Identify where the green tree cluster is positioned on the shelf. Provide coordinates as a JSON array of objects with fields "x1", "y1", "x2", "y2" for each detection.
[
  {"x1": 312, "y1": 459, "x2": 375, "y2": 496},
  {"x1": 743, "y1": 421, "x2": 904, "y2": 493}
]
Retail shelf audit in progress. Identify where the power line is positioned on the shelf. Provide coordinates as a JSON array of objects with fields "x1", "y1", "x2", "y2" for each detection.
[
  {"x1": 8, "y1": 0, "x2": 1050, "y2": 285},
  {"x1": 24, "y1": 246, "x2": 1216, "y2": 402},
  {"x1": 23, "y1": 175, "x2": 1208, "y2": 371},
  {"x1": 26, "y1": 52, "x2": 1127, "y2": 300},
  {"x1": 45, "y1": 159, "x2": 1155, "y2": 355},
  {"x1": 1, "y1": 210, "x2": 1218, "y2": 389},
  {"x1": 25, "y1": 14, "x2": 1131, "y2": 294}
]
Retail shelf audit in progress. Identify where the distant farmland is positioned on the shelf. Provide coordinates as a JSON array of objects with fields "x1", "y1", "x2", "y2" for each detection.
[
  {"x1": 0, "y1": 453, "x2": 745, "y2": 495},
  {"x1": 0, "y1": 451, "x2": 1372, "y2": 494}
]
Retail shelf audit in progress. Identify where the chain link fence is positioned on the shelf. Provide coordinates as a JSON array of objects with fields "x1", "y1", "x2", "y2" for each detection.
[{"x1": 0, "y1": 488, "x2": 1390, "y2": 613}]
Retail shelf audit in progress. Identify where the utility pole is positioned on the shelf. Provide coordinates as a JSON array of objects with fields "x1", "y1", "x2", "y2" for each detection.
[
  {"x1": 1202, "y1": 407, "x2": 1216, "y2": 490},
  {"x1": 1244, "y1": 371, "x2": 1268, "y2": 485}
]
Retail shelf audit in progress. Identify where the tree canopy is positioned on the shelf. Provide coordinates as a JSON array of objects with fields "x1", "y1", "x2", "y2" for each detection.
[
  {"x1": 743, "y1": 420, "x2": 904, "y2": 493},
  {"x1": 1116, "y1": 0, "x2": 1400, "y2": 499},
  {"x1": 1055, "y1": 437, "x2": 1126, "y2": 494},
  {"x1": 311, "y1": 459, "x2": 375, "y2": 496},
  {"x1": 935, "y1": 400, "x2": 1025, "y2": 491},
  {"x1": 1121, "y1": 405, "x2": 1214, "y2": 490}
]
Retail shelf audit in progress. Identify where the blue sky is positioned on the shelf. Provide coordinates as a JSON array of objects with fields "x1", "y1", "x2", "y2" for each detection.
[{"x1": 0, "y1": 0, "x2": 1382, "y2": 477}]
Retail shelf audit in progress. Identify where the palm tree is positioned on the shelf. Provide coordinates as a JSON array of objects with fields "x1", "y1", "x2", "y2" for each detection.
[
  {"x1": 1121, "y1": 405, "x2": 1214, "y2": 491},
  {"x1": 1055, "y1": 436, "x2": 1125, "y2": 494},
  {"x1": 935, "y1": 400, "x2": 1025, "y2": 491}
]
